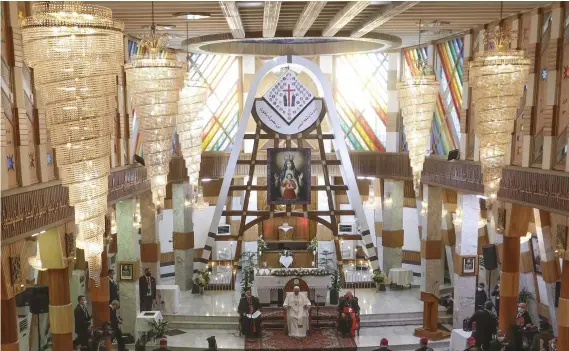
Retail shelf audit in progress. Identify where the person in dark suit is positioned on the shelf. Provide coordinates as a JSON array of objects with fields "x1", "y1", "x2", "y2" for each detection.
[
  {"x1": 139, "y1": 268, "x2": 156, "y2": 311},
  {"x1": 475, "y1": 283, "x2": 488, "y2": 311},
  {"x1": 74, "y1": 295, "x2": 91, "y2": 348},
  {"x1": 338, "y1": 291, "x2": 360, "y2": 337},
  {"x1": 152, "y1": 338, "x2": 171, "y2": 351},
  {"x1": 415, "y1": 337, "x2": 433, "y2": 351},
  {"x1": 237, "y1": 287, "x2": 262, "y2": 338},
  {"x1": 110, "y1": 300, "x2": 126, "y2": 351},
  {"x1": 492, "y1": 281, "x2": 500, "y2": 317},
  {"x1": 204, "y1": 336, "x2": 218, "y2": 351},
  {"x1": 372, "y1": 338, "x2": 392, "y2": 351},
  {"x1": 518, "y1": 303, "x2": 532, "y2": 326},
  {"x1": 109, "y1": 269, "x2": 119, "y2": 303},
  {"x1": 468, "y1": 301, "x2": 498, "y2": 351}
]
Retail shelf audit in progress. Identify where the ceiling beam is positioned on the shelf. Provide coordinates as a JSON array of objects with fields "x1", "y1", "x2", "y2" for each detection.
[
  {"x1": 293, "y1": 1, "x2": 327, "y2": 37},
  {"x1": 219, "y1": 1, "x2": 245, "y2": 39},
  {"x1": 350, "y1": 1, "x2": 419, "y2": 38},
  {"x1": 322, "y1": 1, "x2": 371, "y2": 37},
  {"x1": 263, "y1": 1, "x2": 282, "y2": 38}
]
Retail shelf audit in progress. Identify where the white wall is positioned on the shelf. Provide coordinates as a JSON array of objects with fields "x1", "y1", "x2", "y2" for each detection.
[{"x1": 403, "y1": 207, "x2": 420, "y2": 252}]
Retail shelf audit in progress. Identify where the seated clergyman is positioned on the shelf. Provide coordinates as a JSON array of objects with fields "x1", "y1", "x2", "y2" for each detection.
[
  {"x1": 283, "y1": 286, "x2": 311, "y2": 338},
  {"x1": 237, "y1": 287, "x2": 262, "y2": 338},
  {"x1": 338, "y1": 291, "x2": 360, "y2": 337}
]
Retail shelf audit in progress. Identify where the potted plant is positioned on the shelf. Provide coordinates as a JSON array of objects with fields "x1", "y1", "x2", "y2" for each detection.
[
  {"x1": 329, "y1": 269, "x2": 341, "y2": 305},
  {"x1": 148, "y1": 319, "x2": 169, "y2": 344},
  {"x1": 518, "y1": 287, "x2": 537, "y2": 324},
  {"x1": 194, "y1": 270, "x2": 210, "y2": 294},
  {"x1": 241, "y1": 266, "x2": 255, "y2": 293},
  {"x1": 372, "y1": 270, "x2": 387, "y2": 291},
  {"x1": 257, "y1": 235, "x2": 268, "y2": 258}
]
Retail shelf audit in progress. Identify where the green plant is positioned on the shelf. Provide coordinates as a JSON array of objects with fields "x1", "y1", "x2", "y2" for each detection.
[
  {"x1": 257, "y1": 235, "x2": 268, "y2": 256},
  {"x1": 307, "y1": 237, "x2": 319, "y2": 251},
  {"x1": 372, "y1": 270, "x2": 387, "y2": 284},
  {"x1": 318, "y1": 250, "x2": 334, "y2": 270},
  {"x1": 241, "y1": 251, "x2": 257, "y2": 269},
  {"x1": 518, "y1": 288, "x2": 536, "y2": 303},
  {"x1": 330, "y1": 269, "x2": 341, "y2": 292},
  {"x1": 241, "y1": 266, "x2": 255, "y2": 293},
  {"x1": 148, "y1": 319, "x2": 169, "y2": 340},
  {"x1": 194, "y1": 270, "x2": 210, "y2": 287}
]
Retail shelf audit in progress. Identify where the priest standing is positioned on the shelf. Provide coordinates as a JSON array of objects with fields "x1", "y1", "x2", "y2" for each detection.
[
  {"x1": 238, "y1": 287, "x2": 262, "y2": 338},
  {"x1": 283, "y1": 286, "x2": 311, "y2": 338}
]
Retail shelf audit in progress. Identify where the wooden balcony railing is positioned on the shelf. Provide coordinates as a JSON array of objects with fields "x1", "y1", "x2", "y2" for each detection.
[
  {"x1": 531, "y1": 128, "x2": 544, "y2": 165},
  {"x1": 555, "y1": 128, "x2": 568, "y2": 168}
]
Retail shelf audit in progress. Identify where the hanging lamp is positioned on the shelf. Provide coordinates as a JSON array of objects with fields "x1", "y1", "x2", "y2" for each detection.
[
  {"x1": 125, "y1": 1, "x2": 185, "y2": 210},
  {"x1": 20, "y1": 2, "x2": 124, "y2": 285},
  {"x1": 469, "y1": 2, "x2": 530, "y2": 205},
  {"x1": 177, "y1": 21, "x2": 208, "y2": 206},
  {"x1": 397, "y1": 19, "x2": 439, "y2": 194}
]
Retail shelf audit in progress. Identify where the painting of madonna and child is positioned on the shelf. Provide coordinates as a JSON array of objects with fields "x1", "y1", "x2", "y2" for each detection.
[{"x1": 267, "y1": 148, "x2": 311, "y2": 205}]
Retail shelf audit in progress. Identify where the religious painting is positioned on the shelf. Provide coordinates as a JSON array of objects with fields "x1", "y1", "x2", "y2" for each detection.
[
  {"x1": 462, "y1": 256, "x2": 476, "y2": 275},
  {"x1": 267, "y1": 148, "x2": 311, "y2": 205},
  {"x1": 119, "y1": 261, "x2": 136, "y2": 281},
  {"x1": 530, "y1": 235, "x2": 542, "y2": 275}
]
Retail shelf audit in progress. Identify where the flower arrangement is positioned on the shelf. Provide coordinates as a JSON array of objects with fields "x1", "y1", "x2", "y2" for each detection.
[
  {"x1": 307, "y1": 237, "x2": 319, "y2": 251},
  {"x1": 271, "y1": 268, "x2": 329, "y2": 277},
  {"x1": 257, "y1": 235, "x2": 268, "y2": 256},
  {"x1": 372, "y1": 270, "x2": 387, "y2": 284},
  {"x1": 194, "y1": 270, "x2": 210, "y2": 287}
]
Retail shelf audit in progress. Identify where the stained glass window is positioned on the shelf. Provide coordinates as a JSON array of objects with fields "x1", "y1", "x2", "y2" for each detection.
[
  {"x1": 334, "y1": 53, "x2": 388, "y2": 151},
  {"x1": 186, "y1": 54, "x2": 240, "y2": 152}
]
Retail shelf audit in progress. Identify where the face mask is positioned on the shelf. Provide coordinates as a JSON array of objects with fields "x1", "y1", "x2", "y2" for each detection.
[
  {"x1": 478, "y1": 288, "x2": 483, "y2": 291},
  {"x1": 83, "y1": 300, "x2": 88, "y2": 305},
  {"x1": 497, "y1": 337, "x2": 504, "y2": 342},
  {"x1": 518, "y1": 308, "x2": 523, "y2": 313}
]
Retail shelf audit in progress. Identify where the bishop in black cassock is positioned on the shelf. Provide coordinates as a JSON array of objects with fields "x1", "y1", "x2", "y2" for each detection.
[{"x1": 237, "y1": 287, "x2": 262, "y2": 338}]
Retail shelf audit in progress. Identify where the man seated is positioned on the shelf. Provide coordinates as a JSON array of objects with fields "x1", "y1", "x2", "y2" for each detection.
[
  {"x1": 415, "y1": 337, "x2": 434, "y2": 351},
  {"x1": 372, "y1": 338, "x2": 392, "y2": 351},
  {"x1": 237, "y1": 287, "x2": 262, "y2": 338},
  {"x1": 338, "y1": 291, "x2": 360, "y2": 337},
  {"x1": 152, "y1": 338, "x2": 171, "y2": 351},
  {"x1": 464, "y1": 337, "x2": 479, "y2": 350},
  {"x1": 518, "y1": 303, "x2": 532, "y2": 326},
  {"x1": 283, "y1": 286, "x2": 311, "y2": 338}
]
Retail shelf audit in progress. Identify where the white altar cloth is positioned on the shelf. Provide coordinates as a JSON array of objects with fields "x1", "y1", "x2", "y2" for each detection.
[
  {"x1": 388, "y1": 267, "x2": 413, "y2": 286},
  {"x1": 136, "y1": 311, "x2": 163, "y2": 333},
  {"x1": 255, "y1": 269, "x2": 330, "y2": 305},
  {"x1": 450, "y1": 328, "x2": 471, "y2": 351},
  {"x1": 156, "y1": 284, "x2": 180, "y2": 314}
]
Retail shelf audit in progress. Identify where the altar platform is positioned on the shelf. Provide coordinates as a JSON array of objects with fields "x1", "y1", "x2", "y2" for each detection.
[{"x1": 147, "y1": 277, "x2": 451, "y2": 350}]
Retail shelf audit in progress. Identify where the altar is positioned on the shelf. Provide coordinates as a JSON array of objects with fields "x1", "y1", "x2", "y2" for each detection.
[{"x1": 255, "y1": 268, "x2": 330, "y2": 306}]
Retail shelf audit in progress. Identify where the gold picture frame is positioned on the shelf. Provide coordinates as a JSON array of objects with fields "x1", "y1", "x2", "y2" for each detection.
[{"x1": 118, "y1": 260, "x2": 140, "y2": 281}]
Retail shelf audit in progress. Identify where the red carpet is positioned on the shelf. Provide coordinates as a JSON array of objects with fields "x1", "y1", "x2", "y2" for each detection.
[{"x1": 244, "y1": 328, "x2": 357, "y2": 351}]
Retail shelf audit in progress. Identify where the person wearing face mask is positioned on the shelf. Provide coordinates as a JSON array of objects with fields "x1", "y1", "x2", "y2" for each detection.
[
  {"x1": 468, "y1": 301, "x2": 497, "y2": 350},
  {"x1": 489, "y1": 329, "x2": 507, "y2": 351},
  {"x1": 517, "y1": 303, "x2": 532, "y2": 326},
  {"x1": 139, "y1": 268, "x2": 157, "y2": 311},
  {"x1": 74, "y1": 295, "x2": 92, "y2": 349},
  {"x1": 491, "y1": 281, "x2": 500, "y2": 317},
  {"x1": 475, "y1": 283, "x2": 488, "y2": 311},
  {"x1": 463, "y1": 337, "x2": 479, "y2": 350}
]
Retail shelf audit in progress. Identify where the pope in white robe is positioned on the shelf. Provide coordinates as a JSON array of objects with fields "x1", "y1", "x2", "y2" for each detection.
[{"x1": 283, "y1": 286, "x2": 311, "y2": 337}]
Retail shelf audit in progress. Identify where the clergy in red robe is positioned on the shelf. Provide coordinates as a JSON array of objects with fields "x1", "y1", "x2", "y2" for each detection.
[
  {"x1": 238, "y1": 287, "x2": 262, "y2": 338},
  {"x1": 338, "y1": 291, "x2": 360, "y2": 337}
]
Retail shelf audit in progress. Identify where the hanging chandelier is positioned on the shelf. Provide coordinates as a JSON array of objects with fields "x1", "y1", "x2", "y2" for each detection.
[
  {"x1": 20, "y1": 2, "x2": 123, "y2": 285},
  {"x1": 178, "y1": 21, "x2": 208, "y2": 203},
  {"x1": 28, "y1": 241, "x2": 47, "y2": 272},
  {"x1": 125, "y1": 2, "x2": 185, "y2": 210},
  {"x1": 397, "y1": 63, "x2": 439, "y2": 194},
  {"x1": 469, "y1": 4, "x2": 530, "y2": 206}
]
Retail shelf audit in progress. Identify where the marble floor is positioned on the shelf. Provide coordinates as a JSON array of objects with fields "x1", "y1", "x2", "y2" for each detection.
[
  {"x1": 160, "y1": 276, "x2": 442, "y2": 317},
  {"x1": 142, "y1": 325, "x2": 450, "y2": 351}
]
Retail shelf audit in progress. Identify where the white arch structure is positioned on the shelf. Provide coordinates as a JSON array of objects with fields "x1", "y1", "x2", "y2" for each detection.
[{"x1": 193, "y1": 55, "x2": 380, "y2": 276}]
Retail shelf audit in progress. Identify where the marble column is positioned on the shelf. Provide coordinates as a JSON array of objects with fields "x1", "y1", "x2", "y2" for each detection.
[
  {"x1": 534, "y1": 209, "x2": 559, "y2": 335},
  {"x1": 37, "y1": 227, "x2": 73, "y2": 350},
  {"x1": 172, "y1": 183, "x2": 194, "y2": 291},
  {"x1": 88, "y1": 248, "x2": 111, "y2": 349},
  {"x1": 441, "y1": 203, "x2": 456, "y2": 286},
  {"x1": 559, "y1": 257, "x2": 569, "y2": 349},
  {"x1": 386, "y1": 52, "x2": 400, "y2": 152},
  {"x1": 499, "y1": 204, "x2": 532, "y2": 332},
  {"x1": 415, "y1": 185, "x2": 447, "y2": 340},
  {"x1": 371, "y1": 179, "x2": 384, "y2": 267},
  {"x1": 381, "y1": 179, "x2": 404, "y2": 273},
  {"x1": 140, "y1": 191, "x2": 161, "y2": 283},
  {"x1": 1, "y1": 268, "x2": 19, "y2": 351},
  {"x1": 519, "y1": 236, "x2": 539, "y2": 325},
  {"x1": 116, "y1": 199, "x2": 140, "y2": 335}
]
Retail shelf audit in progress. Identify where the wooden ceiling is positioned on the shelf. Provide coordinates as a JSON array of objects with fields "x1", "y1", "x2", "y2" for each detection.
[{"x1": 92, "y1": 1, "x2": 548, "y2": 50}]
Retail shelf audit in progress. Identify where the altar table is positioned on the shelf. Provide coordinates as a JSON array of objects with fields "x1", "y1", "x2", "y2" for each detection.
[
  {"x1": 450, "y1": 328, "x2": 471, "y2": 351},
  {"x1": 136, "y1": 311, "x2": 163, "y2": 334},
  {"x1": 156, "y1": 284, "x2": 180, "y2": 314},
  {"x1": 388, "y1": 267, "x2": 413, "y2": 286},
  {"x1": 255, "y1": 269, "x2": 330, "y2": 306}
]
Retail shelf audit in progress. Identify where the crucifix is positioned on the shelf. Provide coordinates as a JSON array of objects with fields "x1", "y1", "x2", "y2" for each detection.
[{"x1": 284, "y1": 84, "x2": 296, "y2": 107}]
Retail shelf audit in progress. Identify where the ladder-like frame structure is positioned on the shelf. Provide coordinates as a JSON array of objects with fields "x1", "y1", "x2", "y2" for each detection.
[{"x1": 194, "y1": 56, "x2": 380, "y2": 278}]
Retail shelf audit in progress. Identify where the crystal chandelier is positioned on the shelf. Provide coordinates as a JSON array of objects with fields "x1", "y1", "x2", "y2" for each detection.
[
  {"x1": 125, "y1": 3, "x2": 185, "y2": 210},
  {"x1": 21, "y1": 2, "x2": 123, "y2": 285},
  {"x1": 469, "y1": 4, "x2": 530, "y2": 206},
  {"x1": 193, "y1": 184, "x2": 209, "y2": 211},
  {"x1": 178, "y1": 21, "x2": 208, "y2": 201},
  {"x1": 29, "y1": 241, "x2": 47, "y2": 272},
  {"x1": 397, "y1": 64, "x2": 439, "y2": 193}
]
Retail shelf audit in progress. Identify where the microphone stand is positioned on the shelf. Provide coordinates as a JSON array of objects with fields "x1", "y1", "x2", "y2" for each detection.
[{"x1": 314, "y1": 294, "x2": 322, "y2": 329}]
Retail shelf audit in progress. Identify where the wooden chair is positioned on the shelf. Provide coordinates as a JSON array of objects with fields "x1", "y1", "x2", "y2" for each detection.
[
  {"x1": 283, "y1": 291, "x2": 312, "y2": 334},
  {"x1": 337, "y1": 297, "x2": 360, "y2": 336}
]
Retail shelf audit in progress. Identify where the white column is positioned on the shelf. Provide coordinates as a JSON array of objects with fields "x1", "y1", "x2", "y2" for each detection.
[
  {"x1": 386, "y1": 51, "x2": 401, "y2": 152},
  {"x1": 453, "y1": 194, "x2": 480, "y2": 328},
  {"x1": 173, "y1": 183, "x2": 194, "y2": 291},
  {"x1": 522, "y1": 10, "x2": 540, "y2": 167},
  {"x1": 381, "y1": 179, "x2": 404, "y2": 273},
  {"x1": 140, "y1": 191, "x2": 161, "y2": 283},
  {"x1": 116, "y1": 199, "x2": 140, "y2": 335}
]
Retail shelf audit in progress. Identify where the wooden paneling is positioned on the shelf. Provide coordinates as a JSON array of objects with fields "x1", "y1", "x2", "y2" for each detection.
[
  {"x1": 262, "y1": 251, "x2": 314, "y2": 268},
  {"x1": 261, "y1": 216, "x2": 311, "y2": 242}
]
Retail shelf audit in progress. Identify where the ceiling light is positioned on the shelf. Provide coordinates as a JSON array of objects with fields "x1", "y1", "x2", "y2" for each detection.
[
  {"x1": 142, "y1": 24, "x2": 176, "y2": 30},
  {"x1": 236, "y1": 2, "x2": 264, "y2": 8},
  {"x1": 172, "y1": 12, "x2": 211, "y2": 20},
  {"x1": 419, "y1": 20, "x2": 451, "y2": 28}
]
